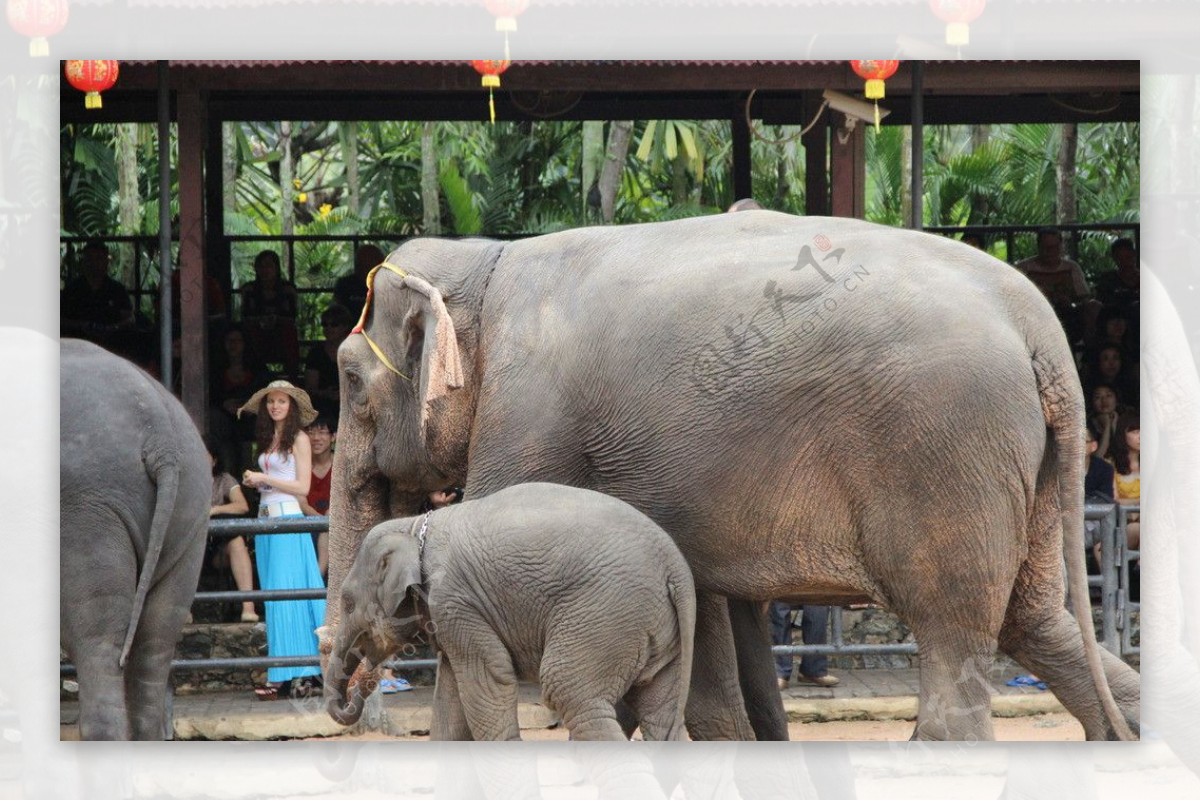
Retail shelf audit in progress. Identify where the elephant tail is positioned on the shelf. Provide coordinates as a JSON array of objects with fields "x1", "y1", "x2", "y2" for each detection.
[
  {"x1": 119, "y1": 446, "x2": 181, "y2": 669},
  {"x1": 668, "y1": 563, "x2": 697, "y2": 742},
  {"x1": 1036, "y1": 349, "x2": 1136, "y2": 741}
]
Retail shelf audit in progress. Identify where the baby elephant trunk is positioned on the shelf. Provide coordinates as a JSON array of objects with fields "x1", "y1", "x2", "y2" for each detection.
[{"x1": 324, "y1": 642, "x2": 373, "y2": 727}]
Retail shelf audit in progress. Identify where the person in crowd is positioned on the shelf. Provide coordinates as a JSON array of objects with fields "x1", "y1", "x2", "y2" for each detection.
[
  {"x1": 1015, "y1": 228, "x2": 1096, "y2": 345},
  {"x1": 1083, "y1": 427, "x2": 1117, "y2": 571},
  {"x1": 334, "y1": 244, "x2": 386, "y2": 322},
  {"x1": 1089, "y1": 305, "x2": 1138, "y2": 360},
  {"x1": 1094, "y1": 237, "x2": 1140, "y2": 311},
  {"x1": 209, "y1": 325, "x2": 268, "y2": 474},
  {"x1": 1015, "y1": 228, "x2": 1091, "y2": 306},
  {"x1": 298, "y1": 415, "x2": 336, "y2": 576},
  {"x1": 61, "y1": 241, "x2": 135, "y2": 345},
  {"x1": 377, "y1": 485, "x2": 465, "y2": 695},
  {"x1": 769, "y1": 602, "x2": 839, "y2": 689},
  {"x1": 1110, "y1": 414, "x2": 1141, "y2": 555},
  {"x1": 726, "y1": 198, "x2": 763, "y2": 213},
  {"x1": 1085, "y1": 344, "x2": 1139, "y2": 410},
  {"x1": 304, "y1": 303, "x2": 353, "y2": 420},
  {"x1": 960, "y1": 232, "x2": 987, "y2": 250},
  {"x1": 238, "y1": 380, "x2": 325, "y2": 700},
  {"x1": 1087, "y1": 383, "x2": 1134, "y2": 462},
  {"x1": 240, "y1": 249, "x2": 300, "y2": 378},
  {"x1": 204, "y1": 436, "x2": 258, "y2": 623}
]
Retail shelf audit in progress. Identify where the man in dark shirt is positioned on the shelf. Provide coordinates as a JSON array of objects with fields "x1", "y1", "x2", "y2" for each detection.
[
  {"x1": 1094, "y1": 237, "x2": 1140, "y2": 311},
  {"x1": 333, "y1": 244, "x2": 385, "y2": 323},
  {"x1": 61, "y1": 241, "x2": 134, "y2": 338}
]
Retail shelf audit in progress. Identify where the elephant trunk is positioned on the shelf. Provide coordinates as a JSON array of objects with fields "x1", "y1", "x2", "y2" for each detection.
[
  {"x1": 323, "y1": 458, "x2": 389, "y2": 658},
  {"x1": 324, "y1": 638, "x2": 373, "y2": 727}
]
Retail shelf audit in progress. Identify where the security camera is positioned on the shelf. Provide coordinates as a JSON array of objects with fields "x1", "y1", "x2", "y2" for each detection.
[{"x1": 822, "y1": 89, "x2": 891, "y2": 125}]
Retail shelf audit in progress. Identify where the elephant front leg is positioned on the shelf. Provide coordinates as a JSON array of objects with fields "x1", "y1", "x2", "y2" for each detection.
[
  {"x1": 439, "y1": 621, "x2": 522, "y2": 741},
  {"x1": 911, "y1": 640, "x2": 996, "y2": 741},
  {"x1": 430, "y1": 652, "x2": 473, "y2": 741},
  {"x1": 685, "y1": 590, "x2": 757, "y2": 740}
]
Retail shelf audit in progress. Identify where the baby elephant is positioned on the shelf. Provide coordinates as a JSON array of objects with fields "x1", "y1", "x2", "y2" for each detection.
[{"x1": 324, "y1": 482, "x2": 695, "y2": 741}]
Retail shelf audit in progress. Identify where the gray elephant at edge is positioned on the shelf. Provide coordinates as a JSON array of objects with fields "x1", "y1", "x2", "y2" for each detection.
[
  {"x1": 324, "y1": 482, "x2": 695, "y2": 740},
  {"x1": 323, "y1": 211, "x2": 1139, "y2": 741},
  {"x1": 60, "y1": 339, "x2": 210, "y2": 739}
]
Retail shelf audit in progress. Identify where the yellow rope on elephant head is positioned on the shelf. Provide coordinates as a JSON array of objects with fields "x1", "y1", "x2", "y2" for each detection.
[{"x1": 351, "y1": 261, "x2": 412, "y2": 381}]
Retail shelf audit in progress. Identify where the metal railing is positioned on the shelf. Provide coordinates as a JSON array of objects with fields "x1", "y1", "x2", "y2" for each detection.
[{"x1": 62, "y1": 502, "x2": 1139, "y2": 677}]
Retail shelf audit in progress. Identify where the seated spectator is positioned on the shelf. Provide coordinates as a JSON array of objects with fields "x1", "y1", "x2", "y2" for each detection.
[
  {"x1": 61, "y1": 240, "x2": 136, "y2": 349},
  {"x1": 205, "y1": 436, "x2": 258, "y2": 623},
  {"x1": 1111, "y1": 414, "x2": 1140, "y2": 555},
  {"x1": 1085, "y1": 344, "x2": 1139, "y2": 411},
  {"x1": 960, "y1": 232, "x2": 986, "y2": 250},
  {"x1": 1087, "y1": 383, "x2": 1134, "y2": 462},
  {"x1": 209, "y1": 325, "x2": 268, "y2": 473},
  {"x1": 1094, "y1": 237, "x2": 1139, "y2": 311},
  {"x1": 154, "y1": 264, "x2": 228, "y2": 336},
  {"x1": 304, "y1": 303, "x2": 353, "y2": 420},
  {"x1": 298, "y1": 415, "x2": 336, "y2": 576},
  {"x1": 334, "y1": 244, "x2": 386, "y2": 323},
  {"x1": 240, "y1": 249, "x2": 300, "y2": 378},
  {"x1": 1015, "y1": 228, "x2": 1095, "y2": 345},
  {"x1": 1083, "y1": 427, "x2": 1116, "y2": 570},
  {"x1": 769, "y1": 602, "x2": 839, "y2": 688},
  {"x1": 1088, "y1": 305, "x2": 1138, "y2": 360}
]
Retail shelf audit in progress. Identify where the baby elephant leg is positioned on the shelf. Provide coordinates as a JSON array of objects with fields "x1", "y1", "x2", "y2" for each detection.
[
  {"x1": 440, "y1": 618, "x2": 522, "y2": 741},
  {"x1": 624, "y1": 653, "x2": 690, "y2": 741},
  {"x1": 430, "y1": 652, "x2": 474, "y2": 741}
]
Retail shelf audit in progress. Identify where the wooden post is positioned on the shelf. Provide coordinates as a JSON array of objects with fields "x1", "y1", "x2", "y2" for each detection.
[
  {"x1": 731, "y1": 97, "x2": 752, "y2": 202},
  {"x1": 803, "y1": 91, "x2": 830, "y2": 216},
  {"x1": 177, "y1": 90, "x2": 209, "y2": 432},
  {"x1": 830, "y1": 118, "x2": 865, "y2": 219}
]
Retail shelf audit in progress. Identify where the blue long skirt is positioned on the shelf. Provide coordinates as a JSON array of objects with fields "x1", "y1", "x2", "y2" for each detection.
[{"x1": 256, "y1": 512, "x2": 326, "y2": 684}]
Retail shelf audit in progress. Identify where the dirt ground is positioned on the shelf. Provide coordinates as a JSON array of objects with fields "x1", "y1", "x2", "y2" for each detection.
[{"x1": 306, "y1": 712, "x2": 1085, "y2": 741}]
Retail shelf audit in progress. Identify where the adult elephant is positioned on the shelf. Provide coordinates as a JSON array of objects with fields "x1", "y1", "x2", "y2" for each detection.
[
  {"x1": 323, "y1": 211, "x2": 1138, "y2": 741},
  {"x1": 61, "y1": 339, "x2": 210, "y2": 739}
]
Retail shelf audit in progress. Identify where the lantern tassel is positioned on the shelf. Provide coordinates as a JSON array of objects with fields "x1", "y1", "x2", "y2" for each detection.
[
  {"x1": 504, "y1": 32, "x2": 511, "y2": 61},
  {"x1": 874, "y1": 102, "x2": 881, "y2": 132},
  {"x1": 86, "y1": 91, "x2": 102, "y2": 110},
  {"x1": 489, "y1": 87, "x2": 496, "y2": 124},
  {"x1": 29, "y1": 37, "x2": 49, "y2": 58}
]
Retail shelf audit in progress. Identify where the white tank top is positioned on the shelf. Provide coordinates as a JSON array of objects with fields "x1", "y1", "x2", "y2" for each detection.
[{"x1": 258, "y1": 449, "x2": 298, "y2": 507}]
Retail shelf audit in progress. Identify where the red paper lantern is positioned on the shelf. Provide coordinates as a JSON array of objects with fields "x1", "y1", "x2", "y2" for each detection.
[
  {"x1": 849, "y1": 60, "x2": 900, "y2": 131},
  {"x1": 484, "y1": 0, "x2": 528, "y2": 32},
  {"x1": 7, "y1": 0, "x2": 69, "y2": 57},
  {"x1": 471, "y1": 59, "x2": 510, "y2": 124},
  {"x1": 64, "y1": 60, "x2": 119, "y2": 110},
  {"x1": 929, "y1": 0, "x2": 986, "y2": 47}
]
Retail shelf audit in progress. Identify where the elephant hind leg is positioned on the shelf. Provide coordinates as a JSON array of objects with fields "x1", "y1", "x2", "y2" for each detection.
[
  {"x1": 623, "y1": 653, "x2": 689, "y2": 741},
  {"x1": 998, "y1": 606, "x2": 1139, "y2": 740},
  {"x1": 685, "y1": 591, "x2": 757, "y2": 741}
]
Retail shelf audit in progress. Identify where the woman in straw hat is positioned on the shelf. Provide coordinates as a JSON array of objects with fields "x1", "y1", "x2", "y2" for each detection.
[{"x1": 239, "y1": 380, "x2": 326, "y2": 700}]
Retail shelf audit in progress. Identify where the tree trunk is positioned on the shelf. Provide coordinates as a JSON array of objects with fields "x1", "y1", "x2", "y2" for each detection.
[
  {"x1": 1056, "y1": 123, "x2": 1078, "y2": 227},
  {"x1": 671, "y1": 153, "x2": 689, "y2": 206},
  {"x1": 223, "y1": 123, "x2": 237, "y2": 214},
  {"x1": 116, "y1": 123, "x2": 141, "y2": 289},
  {"x1": 1056, "y1": 123, "x2": 1078, "y2": 263},
  {"x1": 599, "y1": 121, "x2": 633, "y2": 224},
  {"x1": 344, "y1": 121, "x2": 361, "y2": 218},
  {"x1": 969, "y1": 124, "x2": 990, "y2": 223},
  {"x1": 421, "y1": 121, "x2": 441, "y2": 235},
  {"x1": 279, "y1": 121, "x2": 295, "y2": 241},
  {"x1": 582, "y1": 121, "x2": 605, "y2": 221}
]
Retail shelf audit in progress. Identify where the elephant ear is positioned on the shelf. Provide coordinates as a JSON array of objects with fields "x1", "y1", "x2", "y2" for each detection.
[
  {"x1": 374, "y1": 542, "x2": 423, "y2": 621},
  {"x1": 400, "y1": 274, "x2": 464, "y2": 434}
]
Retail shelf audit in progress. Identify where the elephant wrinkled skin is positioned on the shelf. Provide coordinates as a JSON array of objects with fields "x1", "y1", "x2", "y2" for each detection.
[
  {"x1": 324, "y1": 211, "x2": 1139, "y2": 741},
  {"x1": 60, "y1": 340, "x2": 210, "y2": 740},
  {"x1": 325, "y1": 482, "x2": 695, "y2": 740}
]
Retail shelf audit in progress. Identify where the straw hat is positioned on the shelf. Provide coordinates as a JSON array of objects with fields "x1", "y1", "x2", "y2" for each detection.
[{"x1": 237, "y1": 380, "x2": 318, "y2": 425}]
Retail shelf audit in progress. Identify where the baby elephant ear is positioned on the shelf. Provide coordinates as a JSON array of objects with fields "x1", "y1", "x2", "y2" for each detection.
[
  {"x1": 375, "y1": 546, "x2": 423, "y2": 619},
  {"x1": 401, "y1": 274, "x2": 463, "y2": 434}
]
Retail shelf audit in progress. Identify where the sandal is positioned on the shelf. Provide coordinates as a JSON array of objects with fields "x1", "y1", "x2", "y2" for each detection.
[{"x1": 254, "y1": 685, "x2": 280, "y2": 701}]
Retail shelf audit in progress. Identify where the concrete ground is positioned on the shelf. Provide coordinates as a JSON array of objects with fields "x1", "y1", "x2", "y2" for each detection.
[{"x1": 60, "y1": 664, "x2": 1069, "y2": 741}]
